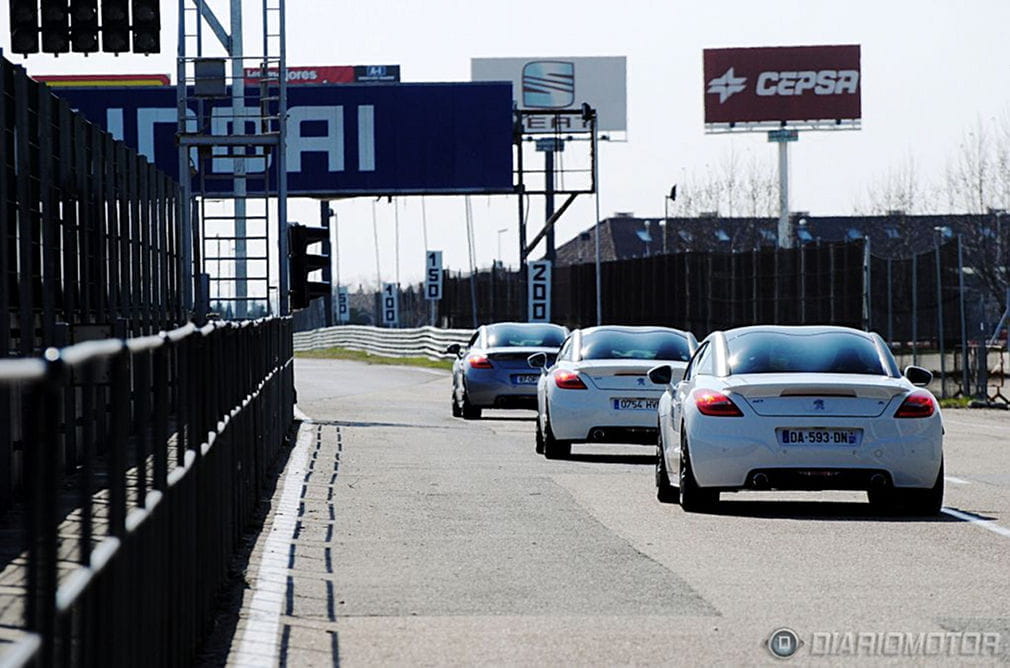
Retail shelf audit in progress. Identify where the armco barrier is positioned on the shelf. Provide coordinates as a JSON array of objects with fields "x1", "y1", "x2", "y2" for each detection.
[{"x1": 293, "y1": 325, "x2": 472, "y2": 360}]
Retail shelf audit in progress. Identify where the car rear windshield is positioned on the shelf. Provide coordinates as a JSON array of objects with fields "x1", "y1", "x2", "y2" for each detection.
[
  {"x1": 486, "y1": 325, "x2": 565, "y2": 348},
  {"x1": 727, "y1": 331, "x2": 887, "y2": 375},
  {"x1": 579, "y1": 330, "x2": 692, "y2": 361}
]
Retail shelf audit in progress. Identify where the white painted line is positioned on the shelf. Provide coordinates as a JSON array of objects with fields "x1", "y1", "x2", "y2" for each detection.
[
  {"x1": 293, "y1": 405, "x2": 311, "y2": 422},
  {"x1": 413, "y1": 367, "x2": 451, "y2": 377},
  {"x1": 944, "y1": 475, "x2": 971, "y2": 485},
  {"x1": 942, "y1": 507, "x2": 1010, "y2": 539},
  {"x1": 231, "y1": 422, "x2": 314, "y2": 665}
]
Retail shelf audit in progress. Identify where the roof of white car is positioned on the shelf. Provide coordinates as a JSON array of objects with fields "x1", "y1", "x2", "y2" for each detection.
[
  {"x1": 578, "y1": 325, "x2": 691, "y2": 336},
  {"x1": 721, "y1": 324, "x2": 874, "y2": 340}
]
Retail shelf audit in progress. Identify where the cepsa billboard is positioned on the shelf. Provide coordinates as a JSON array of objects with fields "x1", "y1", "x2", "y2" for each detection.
[{"x1": 703, "y1": 45, "x2": 860, "y2": 126}]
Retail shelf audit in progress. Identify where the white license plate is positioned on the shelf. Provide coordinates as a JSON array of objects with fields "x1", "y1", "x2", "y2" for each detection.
[
  {"x1": 612, "y1": 397, "x2": 659, "y2": 411},
  {"x1": 777, "y1": 429, "x2": 862, "y2": 446},
  {"x1": 512, "y1": 374, "x2": 539, "y2": 385}
]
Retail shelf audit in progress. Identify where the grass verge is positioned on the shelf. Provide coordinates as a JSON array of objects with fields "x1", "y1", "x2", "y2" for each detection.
[
  {"x1": 938, "y1": 396, "x2": 972, "y2": 409},
  {"x1": 295, "y1": 346, "x2": 452, "y2": 370}
]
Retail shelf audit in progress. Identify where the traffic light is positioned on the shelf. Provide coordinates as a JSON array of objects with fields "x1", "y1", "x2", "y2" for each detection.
[
  {"x1": 288, "y1": 224, "x2": 330, "y2": 310},
  {"x1": 101, "y1": 0, "x2": 129, "y2": 53},
  {"x1": 130, "y1": 0, "x2": 159, "y2": 53},
  {"x1": 9, "y1": 0, "x2": 40, "y2": 55},
  {"x1": 40, "y1": 0, "x2": 70, "y2": 54},
  {"x1": 70, "y1": 0, "x2": 99, "y2": 53}
]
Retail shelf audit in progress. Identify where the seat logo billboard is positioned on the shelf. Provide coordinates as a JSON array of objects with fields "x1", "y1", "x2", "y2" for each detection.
[
  {"x1": 703, "y1": 45, "x2": 861, "y2": 127},
  {"x1": 521, "y1": 61, "x2": 575, "y2": 108},
  {"x1": 472, "y1": 56, "x2": 626, "y2": 135}
]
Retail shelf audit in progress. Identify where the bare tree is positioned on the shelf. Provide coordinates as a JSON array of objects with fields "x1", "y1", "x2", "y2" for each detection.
[
  {"x1": 677, "y1": 149, "x2": 776, "y2": 218},
  {"x1": 864, "y1": 152, "x2": 931, "y2": 214},
  {"x1": 945, "y1": 117, "x2": 995, "y2": 213}
]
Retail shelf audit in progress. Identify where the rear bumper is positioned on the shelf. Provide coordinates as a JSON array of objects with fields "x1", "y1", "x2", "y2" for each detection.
[
  {"x1": 687, "y1": 416, "x2": 943, "y2": 490},
  {"x1": 738, "y1": 467, "x2": 894, "y2": 492},
  {"x1": 549, "y1": 389, "x2": 660, "y2": 442},
  {"x1": 465, "y1": 375, "x2": 538, "y2": 408}
]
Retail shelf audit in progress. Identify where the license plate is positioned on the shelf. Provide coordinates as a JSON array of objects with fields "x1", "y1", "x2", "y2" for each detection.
[
  {"x1": 612, "y1": 397, "x2": 659, "y2": 411},
  {"x1": 777, "y1": 429, "x2": 862, "y2": 446},
  {"x1": 512, "y1": 374, "x2": 539, "y2": 385}
]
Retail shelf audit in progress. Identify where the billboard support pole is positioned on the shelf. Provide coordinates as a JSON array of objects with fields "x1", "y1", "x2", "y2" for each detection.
[{"x1": 777, "y1": 138, "x2": 791, "y2": 249}]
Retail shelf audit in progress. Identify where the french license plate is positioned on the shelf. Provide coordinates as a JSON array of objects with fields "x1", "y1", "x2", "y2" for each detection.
[
  {"x1": 512, "y1": 374, "x2": 539, "y2": 385},
  {"x1": 778, "y1": 429, "x2": 862, "y2": 446},
  {"x1": 612, "y1": 397, "x2": 659, "y2": 411}
]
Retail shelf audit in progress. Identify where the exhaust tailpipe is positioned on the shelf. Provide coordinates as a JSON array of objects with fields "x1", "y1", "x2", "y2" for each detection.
[
  {"x1": 869, "y1": 473, "x2": 887, "y2": 488},
  {"x1": 751, "y1": 472, "x2": 770, "y2": 490},
  {"x1": 590, "y1": 428, "x2": 606, "y2": 441}
]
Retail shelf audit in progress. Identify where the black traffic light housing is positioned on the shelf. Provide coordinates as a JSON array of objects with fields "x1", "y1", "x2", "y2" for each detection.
[
  {"x1": 10, "y1": 0, "x2": 40, "y2": 55},
  {"x1": 288, "y1": 223, "x2": 331, "y2": 310},
  {"x1": 70, "y1": 0, "x2": 99, "y2": 53},
  {"x1": 101, "y1": 0, "x2": 129, "y2": 53},
  {"x1": 130, "y1": 0, "x2": 159, "y2": 53},
  {"x1": 40, "y1": 0, "x2": 70, "y2": 54}
]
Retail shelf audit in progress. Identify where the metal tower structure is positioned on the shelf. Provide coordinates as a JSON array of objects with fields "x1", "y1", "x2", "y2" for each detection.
[{"x1": 176, "y1": 0, "x2": 289, "y2": 318}]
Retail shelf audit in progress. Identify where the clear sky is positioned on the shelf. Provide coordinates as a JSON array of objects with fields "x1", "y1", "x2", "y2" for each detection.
[{"x1": 5, "y1": 0, "x2": 1010, "y2": 289}]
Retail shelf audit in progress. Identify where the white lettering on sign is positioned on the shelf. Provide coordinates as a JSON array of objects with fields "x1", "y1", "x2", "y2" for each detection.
[
  {"x1": 755, "y1": 70, "x2": 859, "y2": 97},
  {"x1": 287, "y1": 106, "x2": 345, "y2": 172},
  {"x1": 106, "y1": 104, "x2": 377, "y2": 176}
]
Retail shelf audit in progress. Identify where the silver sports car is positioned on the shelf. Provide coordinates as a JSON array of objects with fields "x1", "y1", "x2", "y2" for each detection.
[{"x1": 447, "y1": 322, "x2": 568, "y2": 419}]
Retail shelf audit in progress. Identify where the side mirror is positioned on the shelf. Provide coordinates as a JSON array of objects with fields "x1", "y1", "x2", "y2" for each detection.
[
  {"x1": 648, "y1": 364, "x2": 673, "y2": 385},
  {"x1": 528, "y1": 352, "x2": 547, "y2": 369},
  {"x1": 444, "y1": 343, "x2": 461, "y2": 356},
  {"x1": 904, "y1": 365, "x2": 932, "y2": 387}
]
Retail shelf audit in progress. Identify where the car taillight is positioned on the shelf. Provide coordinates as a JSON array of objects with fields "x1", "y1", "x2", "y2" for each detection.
[
  {"x1": 894, "y1": 391, "x2": 935, "y2": 418},
  {"x1": 553, "y1": 369, "x2": 587, "y2": 390},
  {"x1": 694, "y1": 390, "x2": 743, "y2": 417},
  {"x1": 468, "y1": 354, "x2": 493, "y2": 369}
]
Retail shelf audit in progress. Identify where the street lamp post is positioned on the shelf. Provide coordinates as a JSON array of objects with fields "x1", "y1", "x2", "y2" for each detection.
[
  {"x1": 497, "y1": 227, "x2": 508, "y2": 267},
  {"x1": 663, "y1": 185, "x2": 677, "y2": 254},
  {"x1": 934, "y1": 226, "x2": 950, "y2": 398}
]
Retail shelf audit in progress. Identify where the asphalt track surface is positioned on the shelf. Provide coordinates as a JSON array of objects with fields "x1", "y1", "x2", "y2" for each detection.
[{"x1": 212, "y1": 358, "x2": 1010, "y2": 665}]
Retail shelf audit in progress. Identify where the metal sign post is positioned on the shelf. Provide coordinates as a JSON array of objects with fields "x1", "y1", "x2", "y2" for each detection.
[{"x1": 768, "y1": 129, "x2": 798, "y2": 249}]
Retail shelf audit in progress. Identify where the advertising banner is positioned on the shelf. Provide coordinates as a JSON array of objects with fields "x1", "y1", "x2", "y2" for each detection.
[
  {"x1": 54, "y1": 81, "x2": 514, "y2": 196},
  {"x1": 472, "y1": 56, "x2": 626, "y2": 135},
  {"x1": 242, "y1": 65, "x2": 400, "y2": 86},
  {"x1": 703, "y1": 45, "x2": 861, "y2": 127}
]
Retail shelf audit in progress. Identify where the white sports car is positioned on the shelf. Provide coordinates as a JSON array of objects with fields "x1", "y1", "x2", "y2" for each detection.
[
  {"x1": 529, "y1": 325, "x2": 697, "y2": 459},
  {"x1": 651, "y1": 325, "x2": 944, "y2": 514}
]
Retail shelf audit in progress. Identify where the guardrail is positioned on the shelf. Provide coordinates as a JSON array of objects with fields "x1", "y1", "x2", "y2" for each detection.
[
  {"x1": 293, "y1": 325, "x2": 472, "y2": 360},
  {"x1": 0, "y1": 317, "x2": 294, "y2": 668}
]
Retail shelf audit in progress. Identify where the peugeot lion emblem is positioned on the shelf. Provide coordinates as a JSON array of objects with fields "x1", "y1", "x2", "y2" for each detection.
[{"x1": 813, "y1": 399, "x2": 825, "y2": 411}]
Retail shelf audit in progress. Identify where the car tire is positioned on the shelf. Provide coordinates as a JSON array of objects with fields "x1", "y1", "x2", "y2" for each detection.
[
  {"x1": 679, "y1": 434, "x2": 717, "y2": 512},
  {"x1": 461, "y1": 392, "x2": 482, "y2": 419},
  {"x1": 871, "y1": 461, "x2": 944, "y2": 516},
  {"x1": 656, "y1": 431, "x2": 678, "y2": 504},
  {"x1": 543, "y1": 414, "x2": 570, "y2": 459},
  {"x1": 451, "y1": 388, "x2": 463, "y2": 418},
  {"x1": 535, "y1": 417, "x2": 545, "y2": 454}
]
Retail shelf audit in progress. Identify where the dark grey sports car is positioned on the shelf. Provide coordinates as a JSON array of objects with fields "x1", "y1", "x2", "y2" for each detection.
[{"x1": 447, "y1": 322, "x2": 567, "y2": 419}]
